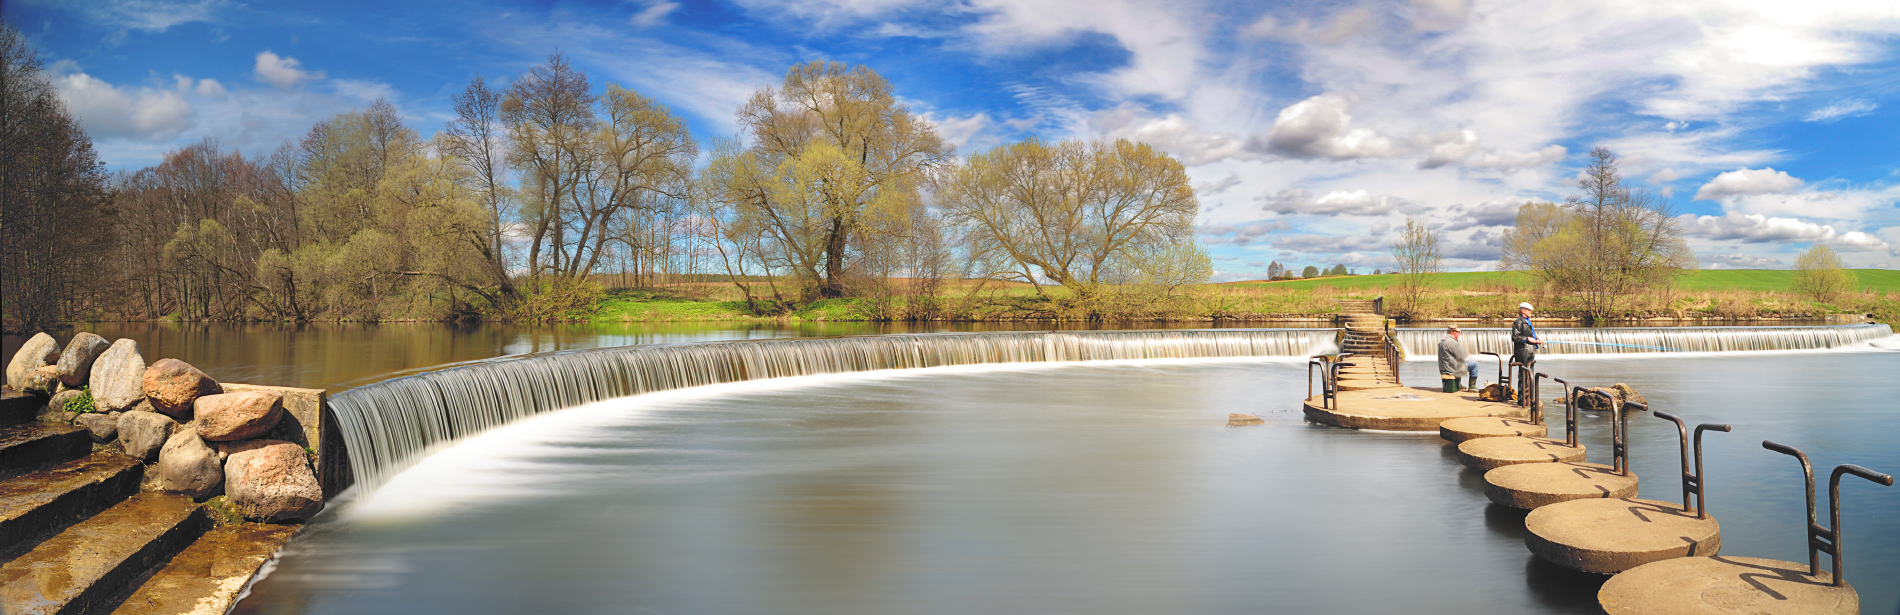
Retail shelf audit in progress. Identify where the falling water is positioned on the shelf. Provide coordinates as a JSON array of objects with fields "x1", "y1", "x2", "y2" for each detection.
[
  {"x1": 328, "y1": 329, "x2": 1340, "y2": 493},
  {"x1": 1395, "y1": 323, "x2": 1893, "y2": 357}
]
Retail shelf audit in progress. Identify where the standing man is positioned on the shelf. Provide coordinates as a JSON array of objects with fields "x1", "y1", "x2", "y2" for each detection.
[
  {"x1": 1511, "y1": 302, "x2": 1542, "y2": 369},
  {"x1": 1437, "y1": 325, "x2": 1478, "y2": 392}
]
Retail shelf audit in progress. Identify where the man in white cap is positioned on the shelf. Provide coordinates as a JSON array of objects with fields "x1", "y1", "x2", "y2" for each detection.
[
  {"x1": 1511, "y1": 302, "x2": 1542, "y2": 367},
  {"x1": 1437, "y1": 325, "x2": 1478, "y2": 392}
]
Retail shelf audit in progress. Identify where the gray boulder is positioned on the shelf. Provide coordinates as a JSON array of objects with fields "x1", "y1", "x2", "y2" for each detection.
[
  {"x1": 194, "y1": 391, "x2": 283, "y2": 441},
  {"x1": 154, "y1": 427, "x2": 222, "y2": 498},
  {"x1": 5, "y1": 332, "x2": 60, "y2": 391},
  {"x1": 22, "y1": 366, "x2": 60, "y2": 396},
  {"x1": 45, "y1": 389, "x2": 86, "y2": 419},
  {"x1": 143, "y1": 358, "x2": 221, "y2": 419},
  {"x1": 89, "y1": 339, "x2": 146, "y2": 412},
  {"x1": 224, "y1": 440, "x2": 322, "y2": 522},
  {"x1": 56, "y1": 332, "x2": 110, "y2": 387},
  {"x1": 77, "y1": 412, "x2": 118, "y2": 442},
  {"x1": 118, "y1": 410, "x2": 178, "y2": 462}
]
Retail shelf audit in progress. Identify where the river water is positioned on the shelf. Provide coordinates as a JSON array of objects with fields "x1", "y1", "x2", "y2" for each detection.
[{"x1": 230, "y1": 343, "x2": 1898, "y2": 615}]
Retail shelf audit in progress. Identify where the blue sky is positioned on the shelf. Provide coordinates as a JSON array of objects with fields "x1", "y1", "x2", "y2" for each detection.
[{"x1": 8, "y1": 0, "x2": 1900, "y2": 277}]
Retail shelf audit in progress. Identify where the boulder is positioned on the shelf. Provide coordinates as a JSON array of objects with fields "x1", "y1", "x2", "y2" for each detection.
[
  {"x1": 118, "y1": 410, "x2": 179, "y2": 462},
  {"x1": 194, "y1": 391, "x2": 284, "y2": 442},
  {"x1": 1576, "y1": 387, "x2": 1620, "y2": 412},
  {"x1": 224, "y1": 440, "x2": 322, "y2": 522},
  {"x1": 5, "y1": 332, "x2": 60, "y2": 391},
  {"x1": 154, "y1": 427, "x2": 222, "y2": 498},
  {"x1": 1228, "y1": 413, "x2": 1265, "y2": 426},
  {"x1": 45, "y1": 389, "x2": 86, "y2": 419},
  {"x1": 89, "y1": 339, "x2": 146, "y2": 412},
  {"x1": 1611, "y1": 383, "x2": 1647, "y2": 406},
  {"x1": 77, "y1": 412, "x2": 118, "y2": 442},
  {"x1": 22, "y1": 366, "x2": 60, "y2": 396},
  {"x1": 55, "y1": 332, "x2": 110, "y2": 387},
  {"x1": 143, "y1": 358, "x2": 222, "y2": 419}
]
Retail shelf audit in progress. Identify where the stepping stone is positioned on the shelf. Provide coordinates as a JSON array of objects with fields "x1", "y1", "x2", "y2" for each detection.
[
  {"x1": 1304, "y1": 387, "x2": 1524, "y2": 431},
  {"x1": 1599, "y1": 556, "x2": 1856, "y2": 614},
  {"x1": 0, "y1": 423, "x2": 92, "y2": 479},
  {"x1": 1483, "y1": 461, "x2": 1639, "y2": 509},
  {"x1": 1457, "y1": 436, "x2": 1585, "y2": 472},
  {"x1": 1439, "y1": 416, "x2": 1547, "y2": 443},
  {"x1": 1525, "y1": 497, "x2": 1720, "y2": 573}
]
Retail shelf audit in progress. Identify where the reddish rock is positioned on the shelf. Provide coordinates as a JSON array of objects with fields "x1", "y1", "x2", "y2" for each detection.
[
  {"x1": 142, "y1": 358, "x2": 222, "y2": 418},
  {"x1": 194, "y1": 391, "x2": 285, "y2": 442},
  {"x1": 224, "y1": 440, "x2": 322, "y2": 522}
]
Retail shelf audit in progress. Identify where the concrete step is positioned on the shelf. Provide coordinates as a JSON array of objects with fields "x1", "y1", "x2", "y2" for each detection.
[
  {"x1": 112, "y1": 524, "x2": 298, "y2": 615},
  {"x1": 0, "y1": 454, "x2": 144, "y2": 560},
  {"x1": 0, "y1": 423, "x2": 92, "y2": 480},
  {"x1": 0, "y1": 493, "x2": 209, "y2": 615},
  {"x1": 1, "y1": 391, "x2": 42, "y2": 427}
]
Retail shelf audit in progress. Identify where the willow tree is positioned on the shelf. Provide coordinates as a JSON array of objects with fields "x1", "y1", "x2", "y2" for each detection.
[
  {"x1": 936, "y1": 138, "x2": 1207, "y2": 311},
  {"x1": 1499, "y1": 148, "x2": 1694, "y2": 321},
  {"x1": 1792, "y1": 244, "x2": 1855, "y2": 303},
  {"x1": 710, "y1": 61, "x2": 951, "y2": 300}
]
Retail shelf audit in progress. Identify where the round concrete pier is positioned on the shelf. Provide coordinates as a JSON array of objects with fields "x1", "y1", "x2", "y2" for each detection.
[
  {"x1": 1302, "y1": 387, "x2": 1524, "y2": 431},
  {"x1": 1483, "y1": 461, "x2": 1639, "y2": 509},
  {"x1": 1456, "y1": 436, "x2": 1585, "y2": 472},
  {"x1": 1525, "y1": 498, "x2": 1720, "y2": 573},
  {"x1": 1438, "y1": 416, "x2": 1547, "y2": 443},
  {"x1": 1599, "y1": 556, "x2": 1856, "y2": 614}
]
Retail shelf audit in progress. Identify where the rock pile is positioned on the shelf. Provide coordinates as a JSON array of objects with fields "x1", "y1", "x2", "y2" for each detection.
[{"x1": 2, "y1": 331, "x2": 324, "y2": 522}]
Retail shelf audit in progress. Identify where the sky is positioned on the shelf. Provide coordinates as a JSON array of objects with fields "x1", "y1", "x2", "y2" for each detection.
[{"x1": 7, "y1": 0, "x2": 1900, "y2": 279}]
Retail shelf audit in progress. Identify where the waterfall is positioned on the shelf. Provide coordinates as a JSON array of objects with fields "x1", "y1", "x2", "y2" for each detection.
[
  {"x1": 328, "y1": 329, "x2": 1340, "y2": 494},
  {"x1": 1395, "y1": 323, "x2": 1894, "y2": 357}
]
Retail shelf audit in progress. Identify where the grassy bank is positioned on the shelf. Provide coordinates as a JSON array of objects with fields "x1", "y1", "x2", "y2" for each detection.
[{"x1": 586, "y1": 270, "x2": 1899, "y2": 325}]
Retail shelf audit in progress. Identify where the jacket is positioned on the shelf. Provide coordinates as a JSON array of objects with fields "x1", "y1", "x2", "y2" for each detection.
[
  {"x1": 1511, "y1": 316, "x2": 1538, "y2": 363},
  {"x1": 1437, "y1": 334, "x2": 1468, "y2": 378}
]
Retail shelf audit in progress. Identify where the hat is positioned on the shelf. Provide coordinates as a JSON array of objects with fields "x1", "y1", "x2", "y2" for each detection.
[
  {"x1": 1519, "y1": 302, "x2": 1534, "y2": 311},
  {"x1": 1447, "y1": 325, "x2": 1460, "y2": 332}
]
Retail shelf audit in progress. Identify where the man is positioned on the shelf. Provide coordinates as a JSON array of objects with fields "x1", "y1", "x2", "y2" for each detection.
[
  {"x1": 1437, "y1": 325, "x2": 1478, "y2": 392},
  {"x1": 1511, "y1": 302, "x2": 1542, "y2": 368}
]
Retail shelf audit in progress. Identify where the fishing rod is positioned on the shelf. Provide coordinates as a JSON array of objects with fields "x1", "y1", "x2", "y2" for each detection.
[{"x1": 1542, "y1": 340, "x2": 1684, "y2": 352}]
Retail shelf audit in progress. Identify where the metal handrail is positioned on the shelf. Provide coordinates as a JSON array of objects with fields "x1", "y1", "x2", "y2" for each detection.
[
  {"x1": 1654, "y1": 411, "x2": 1731, "y2": 518},
  {"x1": 1478, "y1": 352, "x2": 1505, "y2": 386},
  {"x1": 1762, "y1": 440, "x2": 1894, "y2": 586}
]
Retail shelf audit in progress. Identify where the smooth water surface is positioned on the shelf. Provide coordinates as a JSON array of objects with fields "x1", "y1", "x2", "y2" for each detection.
[{"x1": 235, "y1": 349, "x2": 1900, "y2": 615}]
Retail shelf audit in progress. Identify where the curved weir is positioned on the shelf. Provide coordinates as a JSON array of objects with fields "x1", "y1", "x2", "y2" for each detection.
[
  {"x1": 328, "y1": 329, "x2": 1338, "y2": 492},
  {"x1": 1395, "y1": 323, "x2": 1892, "y2": 356}
]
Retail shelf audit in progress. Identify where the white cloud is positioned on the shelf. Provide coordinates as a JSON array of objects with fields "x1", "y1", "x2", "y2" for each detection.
[
  {"x1": 1647, "y1": 168, "x2": 1680, "y2": 184},
  {"x1": 630, "y1": 0, "x2": 681, "y2": 28},
  {"x1": 1249, "y1": 7, "x2": 1377, "y2": 45},
  {"x1": 1679, "y1": 213, "x2": 1892, "y2": 253},
  {"x1": 194, "y1": 78, "x2": 226, "y2": 98},
  {"x1": 1464, "y1": 145, "x2": 1567, "y2": 171},
  {"x1": 1194, "y1": 173, "x2": 1242, "y2": 196},
  {"x1": 52, "y1": 71, "x2": 194, "y2": 140},
  {"x1": 1694, "y1": 167, "x2": 1805, "y2": 200},
  {"x1": 1094, "y1": 111, "x2": 1250, "y2": 166},
  {"x1": 1258, "y1": 188, "x2": 1415, "y2": 216},
  {"x1": 924, "y1": 111, "x2": 992, "y2": 150},
  {"x1": 1443, "y1": 200, "x2": 1524, "y2": 230},
  {"x1": 1255, "y1": 95, "x2": 1394, "y2": 161},
  {"x1": 1803, "y1": 98, "x2": 1876, "y2": 123},
  {"x1": 1829, "y1": 231, "x2": 1889, "y2": 252},
  {"x1": 254, "y1": 51, "x2": 324, "y2": 89},
  {"x1": 1198, "y1": 220, "x2": 1289, "y2": 246},
  {"x1": 1703, "y1": 253, "x2": 1784, "y2": 268},
  {"x1": 82, "y1": 0, "x2": 227, "y2": 32}
]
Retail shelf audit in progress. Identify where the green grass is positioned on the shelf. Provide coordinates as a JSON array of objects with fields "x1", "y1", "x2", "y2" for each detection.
[
  {"x1": 1224, "y1": 269, "x2": 1900, "y2": 294},
  {"x1": 590, "y1": 289, "x2": 759, "y2": 321}
]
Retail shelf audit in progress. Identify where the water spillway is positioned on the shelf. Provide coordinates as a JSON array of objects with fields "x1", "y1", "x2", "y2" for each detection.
[
  {"x1": 1395, "y1": 323, "x2": 1892, "y2": 356},
  {"x1": 327, "y1": 329, "x2": 1339, "y2": 493}
]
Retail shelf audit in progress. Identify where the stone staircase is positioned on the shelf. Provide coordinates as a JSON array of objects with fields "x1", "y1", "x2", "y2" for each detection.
[
  {"x1": 0, "y1": 390, "x2": 288, "y2": 615},
  {"x1": 1336, "y1": 300, "x2": 1401, "y2": 388}
]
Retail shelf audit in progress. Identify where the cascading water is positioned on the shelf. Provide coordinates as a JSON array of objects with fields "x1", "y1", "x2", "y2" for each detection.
[
  {"x1": 328, "y1": 329, "x2": 1340, "y2": 493},
  {"x1": 1395, "y1": 323, "x2": 1893, "y2": 357}
]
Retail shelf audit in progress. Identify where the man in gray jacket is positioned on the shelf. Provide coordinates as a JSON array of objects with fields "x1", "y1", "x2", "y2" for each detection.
[{"x1": 1438, "y1": 325, "x2": 1477, "y2": 392}]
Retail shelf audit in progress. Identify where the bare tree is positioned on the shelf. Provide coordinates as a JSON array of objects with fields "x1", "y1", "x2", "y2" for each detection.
[{"x1": 1391, "y1": 217, "x2": 1441, "y2": 318}]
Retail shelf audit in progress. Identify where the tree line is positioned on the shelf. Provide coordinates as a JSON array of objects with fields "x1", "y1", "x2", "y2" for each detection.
[{"x1": 0, "y1": 26, "x2": 1209, "y2": 329}]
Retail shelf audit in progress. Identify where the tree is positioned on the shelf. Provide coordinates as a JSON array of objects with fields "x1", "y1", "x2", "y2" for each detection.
[
  {"x1": 1, "y1": 21, "x2": 112, "y2": 332},
  {"x1": 936, "y1": 137, "x2": 1207, "y2": 311},
  {"x1": 1499, "y1": 148, "x2": 1694, "y2": 322},
  {"x1": 1325, "y1": 264, "x2": 1348, "y2": 276},
  {"x1": 1792, "y1": 244, "x2": 1855, "y2": 303},
  {"x1": 1267, "y1": 261, "x2": 1285, "y2": 280},
  {"x1": 1391, "y1": 217, "x2": 1442, "y2": 318},
  {"x1": 443, "y1": 74, "x2": 520, "y2": 304},
  {"x1": 709, "y1": 61, "x2": 950, "y2": 300},
  {"x1": 1301, "y1": 265, "x2": 1320, "y2": 278}
]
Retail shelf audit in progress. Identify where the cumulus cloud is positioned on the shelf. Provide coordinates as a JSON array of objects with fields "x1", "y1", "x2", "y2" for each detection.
[
  {"x1": 1442, "y1": 229, "x2": 1503, "y2": 260},
  {"x1": 1416, "y1": 130, "x2": 1563, "y2": 171},
  {"x1": 1193, "y1": 173, "x2": 1242, "y2": 197},
  {"x1": 53, "y1": 71, "x2": 194, "y2": 140},
  {"x1": 254, "y1": 51, "x2": 324, "y2": 89},
  {"x1": 1693, "y1": 167, "x2": 1805, "y2": 200},
  {"x1": 1464, "y1": 145, "x2": 1566, "y2": 171},
  {"x1": 1267, "y1": 233, "x2": 1392, "y2": 254},
  {"x1": 1443, "y1": 200, "x2": 1523, "y2": 230},
  {"x1": 925, "y1": 111, "x2": 991, "y2": 150},
  {"x1": 1803, "y1": 99, "x2": 1875, "y2": 123},
  {"x1": 1247, "y1": 8, "x2": 1377, "y2": 45},
  {"x1": 1258, "y1": 188, "x2": 1416, "y2": 216},
  {"x1": 1094, "y1": 110, "x2": 1249, "y2": 165},
  {"x1": 1253, "y1": 95, "x2": 1394, "y2": 160},
  {"x1": 1679, "y1": 213, "x2": 1892, "y2": 252},
  {"x1": 1200, "y1": 220, "x2": 1290, "y2": 246},
  {"x1": 1703, "y1": 253, "x2": 1784, "y2": 268}
]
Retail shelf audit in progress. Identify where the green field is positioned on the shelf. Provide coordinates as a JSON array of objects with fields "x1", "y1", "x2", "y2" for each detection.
[{"x1": 1230, "y1": 269, "x2": 1900, "y2": 294}]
